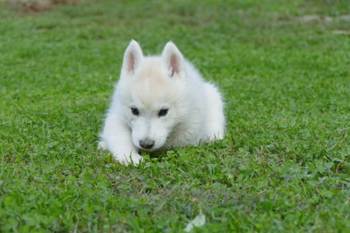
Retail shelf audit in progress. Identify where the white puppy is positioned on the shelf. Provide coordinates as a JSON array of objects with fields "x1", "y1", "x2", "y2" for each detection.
[{"x1": 99, "y1": 40, "x2": 225, "y2": 165}]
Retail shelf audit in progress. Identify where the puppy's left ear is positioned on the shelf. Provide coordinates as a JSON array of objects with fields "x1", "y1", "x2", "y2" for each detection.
[{"x1": 162, "y1": 41, "x2": 184, "y2": 77}]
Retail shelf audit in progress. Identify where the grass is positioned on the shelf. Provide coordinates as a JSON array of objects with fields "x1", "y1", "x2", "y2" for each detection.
[{"x1": 0, "y1": 0, "x2": 350, "y2": 232}]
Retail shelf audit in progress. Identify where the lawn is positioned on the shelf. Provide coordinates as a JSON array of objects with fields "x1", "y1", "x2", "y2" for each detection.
[{"x1": 0, "y1": 0, "x2": 350, "y2": 232}]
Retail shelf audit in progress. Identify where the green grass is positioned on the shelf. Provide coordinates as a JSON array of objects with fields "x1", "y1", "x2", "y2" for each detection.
[{"x1": 1, "y1": 0, "x2": 350, "y2": 232}]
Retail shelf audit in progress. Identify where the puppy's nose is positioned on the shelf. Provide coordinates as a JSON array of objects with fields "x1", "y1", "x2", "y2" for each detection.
[{"x1": 139, "y1": 139, "x2": 155, "y2": 149}]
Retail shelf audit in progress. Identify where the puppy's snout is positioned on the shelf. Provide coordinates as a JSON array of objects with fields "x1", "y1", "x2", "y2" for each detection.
[{"x1": 139, "y1": 139, "x2": 155, "y2": 149}]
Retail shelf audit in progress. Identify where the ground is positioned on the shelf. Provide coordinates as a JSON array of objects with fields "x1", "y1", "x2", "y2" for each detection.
[{"x1": 0, "y1": 0, "x2": 350, "y2": 232}]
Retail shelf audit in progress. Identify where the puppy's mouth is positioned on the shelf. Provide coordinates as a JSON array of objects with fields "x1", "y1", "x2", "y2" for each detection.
[
  {"x1": 137, "y1": 144, "x2": 162, "y2": 152},
  {"x1": 137, "y1": 147, "x2": 156, "y2": 152}
]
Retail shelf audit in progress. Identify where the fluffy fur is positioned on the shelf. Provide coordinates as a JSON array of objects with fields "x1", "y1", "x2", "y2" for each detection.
[{"x1": 99, "y1": 40, "x2": 225, "y2": 165}]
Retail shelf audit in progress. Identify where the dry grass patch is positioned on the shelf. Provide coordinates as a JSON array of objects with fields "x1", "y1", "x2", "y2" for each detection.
[{"x1": 8, "y1": 0, "x2": 79, "y2": 12}]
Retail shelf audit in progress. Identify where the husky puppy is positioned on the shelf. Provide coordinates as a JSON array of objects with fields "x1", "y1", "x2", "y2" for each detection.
[{"x1": 99, "y1": 40, "x2": 225, "y2": 165}]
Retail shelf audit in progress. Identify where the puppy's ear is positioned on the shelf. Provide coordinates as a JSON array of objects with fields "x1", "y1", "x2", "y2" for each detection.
[
  {"x1": 122, "y1": 40, "x2": 143, "y2": 75},
  {"x1": 162, "y1": 41, "x2": 184, "y2": 77}
]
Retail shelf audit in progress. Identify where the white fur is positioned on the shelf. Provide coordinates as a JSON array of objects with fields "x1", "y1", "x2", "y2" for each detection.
[{"x1": 99, "y1": 40, "x2": 225, "y2": 165}]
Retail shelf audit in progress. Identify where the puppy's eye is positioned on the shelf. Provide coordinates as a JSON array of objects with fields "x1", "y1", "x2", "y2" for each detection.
[
  {"x1": 131, "y1": 107, "x2": 139, "y2": 116},
  {"x1": 158, "y1": 108, "x2": 168, "y2": 117}
]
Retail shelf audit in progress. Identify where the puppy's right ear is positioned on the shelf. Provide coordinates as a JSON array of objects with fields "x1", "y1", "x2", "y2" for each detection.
[
  {"x1": 122, "y1": 40, "x2": 143, "y2": 75},
  {"x1": 162, "y1": 41, "x2": 184, "y2": 78}
]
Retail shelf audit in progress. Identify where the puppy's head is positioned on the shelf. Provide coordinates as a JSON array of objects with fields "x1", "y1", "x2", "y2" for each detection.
[{"x1": 118, "y1": 40, "x2": 187, "y2": 151}]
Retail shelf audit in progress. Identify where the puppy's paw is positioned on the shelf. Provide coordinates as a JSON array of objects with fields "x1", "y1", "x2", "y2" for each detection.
[
  {"x1": 114, "y1": 152, "x2": 143, "y2": 166},
  {"x1": 208, "y1": 130, "x2": 225, "y2": 141}
]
